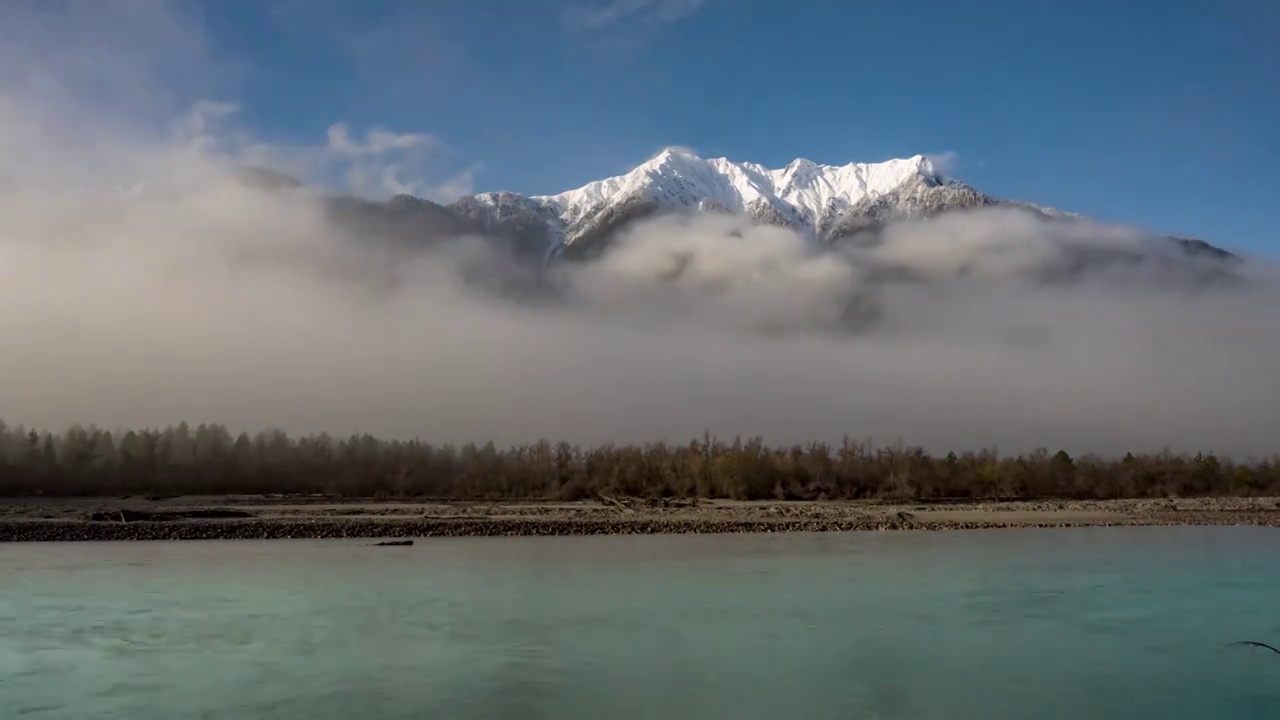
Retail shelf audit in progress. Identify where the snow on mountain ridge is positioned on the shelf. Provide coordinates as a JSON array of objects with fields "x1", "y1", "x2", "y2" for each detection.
[
  {"x1": 432, "y1": 151, "x2": 1233, "y2": 266},
  {"x1": 532, "y1": 149, "x2": 941, "y2": 230}
]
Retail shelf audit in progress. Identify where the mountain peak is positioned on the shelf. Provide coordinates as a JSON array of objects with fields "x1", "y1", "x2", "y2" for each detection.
[
  {"x1": 533, "y1": 151, "x2": 945, "y2": 230},
  {"x1": 908, "y1": 153, "x2": 936, "y2": 176},
  {"x1": 651, "y1": 146, "x2": 698, "y2": 162},
  {"x1": 638, "y1": 146, "x2": 706, "y2": 174}
]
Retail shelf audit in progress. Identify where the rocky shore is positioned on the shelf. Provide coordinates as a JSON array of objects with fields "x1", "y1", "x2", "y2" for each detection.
[{"x1": 2, "y1": 495, "x2": 1278, "y2": 542}]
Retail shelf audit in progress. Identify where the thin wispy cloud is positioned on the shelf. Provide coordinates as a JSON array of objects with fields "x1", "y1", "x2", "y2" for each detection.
[
  {"x1": 158, "y1": 96, "x2": 477, "y2": 202},
  {"x1": 659, "y1": 144, "x2": 699, "y2": 156},
  {"x1": 924, "y1": 150, "x2": 960, "y2": 176},
  {"x1": 0, "y1": 1, "x2": 475, "y2": 202},
  {"x1": 243, "y1": 119, "x2": 475, "y2": 201},
  {"x1": 324, "y1": 124, "x2": 476, "y2": 200},
  {"x1": 564, "y1": 0, "x2": 706, "y2": 32},
  {"x1": 326, "y1": 124, "x2": 435, "y2": 157}
]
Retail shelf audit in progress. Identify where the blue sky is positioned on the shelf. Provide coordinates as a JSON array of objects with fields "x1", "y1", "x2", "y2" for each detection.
[{"x1": 36, "y1": 0, "x2": 1280, "y2": 254}]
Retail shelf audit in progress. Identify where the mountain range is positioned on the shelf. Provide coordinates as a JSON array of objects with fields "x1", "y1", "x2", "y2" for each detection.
[{"x1": 308, "y1": 149, "x2": 1234, "y2": 266}]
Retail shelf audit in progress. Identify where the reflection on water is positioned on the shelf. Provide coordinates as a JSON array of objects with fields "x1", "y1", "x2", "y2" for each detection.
[{"x1": 3, "y1": 527, "x2": 1280, "y2": 719}]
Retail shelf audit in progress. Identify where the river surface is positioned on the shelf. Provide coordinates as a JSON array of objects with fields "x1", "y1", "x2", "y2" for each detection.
[{"x1": 3, "y1": 527, "x2": 1280, "y2": 719}]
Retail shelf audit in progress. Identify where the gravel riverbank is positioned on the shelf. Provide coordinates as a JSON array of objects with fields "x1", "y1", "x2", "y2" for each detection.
[{"x1": 2, "y1": 496, "x2": 1278, "y2": 542}]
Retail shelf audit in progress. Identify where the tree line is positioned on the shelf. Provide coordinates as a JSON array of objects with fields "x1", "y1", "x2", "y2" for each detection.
[{"x1": 0, "y1": 420, "x2": 1276, "y2": 500}]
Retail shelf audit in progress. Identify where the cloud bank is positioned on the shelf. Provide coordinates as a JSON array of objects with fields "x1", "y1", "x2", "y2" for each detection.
[{"x1": 2, "y1": 2, "x2": 1278, "y2": 458}]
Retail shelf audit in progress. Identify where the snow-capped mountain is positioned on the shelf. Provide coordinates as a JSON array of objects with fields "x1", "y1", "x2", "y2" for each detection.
[
  {"x1": 317, "y1": 149, "x2": 1233, "y2": 265},
  {"x1": 540, "y1": 149, "x2": 942, "y2": 232},
  {"x1": 464, "y1": 150, "x2": 991, "y2": 257},
  {"x1": 551, "y1": 150, "x2": 964, "y2": 255}
]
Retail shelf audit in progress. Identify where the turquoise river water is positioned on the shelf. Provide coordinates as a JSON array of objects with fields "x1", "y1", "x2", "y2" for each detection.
[{"x1": 3, "y1": 526, "x2": 1280, "y2": 719}]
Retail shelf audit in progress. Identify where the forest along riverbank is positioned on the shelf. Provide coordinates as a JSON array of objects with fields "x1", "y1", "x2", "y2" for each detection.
[{"x1": 2, "y1": 496, "x2": 1279, "y2": 541}]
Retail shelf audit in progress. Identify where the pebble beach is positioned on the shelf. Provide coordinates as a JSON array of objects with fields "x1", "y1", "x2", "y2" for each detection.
[{"x1": 2, "y1": 495, "x2": 1278, "y2": 542}]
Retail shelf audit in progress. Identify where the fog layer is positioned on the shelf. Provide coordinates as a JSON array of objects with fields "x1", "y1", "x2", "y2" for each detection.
[{"x1": 2, "y1": 4, "x2": 1278, "y2": 457}]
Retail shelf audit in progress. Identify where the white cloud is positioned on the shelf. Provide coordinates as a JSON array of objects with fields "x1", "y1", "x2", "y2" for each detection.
[
  {"x1": 659, "y1": 144, "x2": 699, "y2": 156},
  {"x1": 320, "y1": 123, "x2": 472, "y2": 200},
  {"x1": 166, "y1": 109, "x2": 474, "y2": 202},
  {"x1": 0, "y1": 2, "x2": 472, "y2": 204},
  {"x1": 565, "y1": 0, "x2": 706, "y2": 31},
  {"x1": 325, "y1": 124, "x2": 434, "y2": 157},
  {"x1": 924, "y1": 150, "x2": 960, "y2": 176}
]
